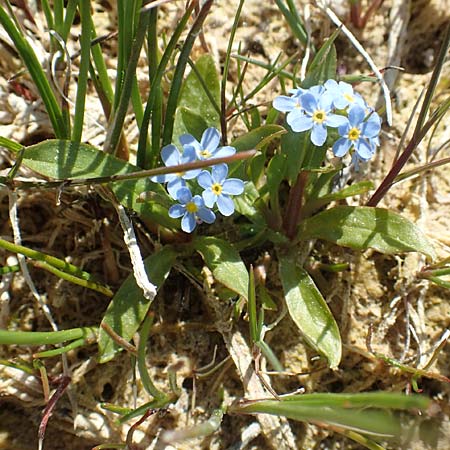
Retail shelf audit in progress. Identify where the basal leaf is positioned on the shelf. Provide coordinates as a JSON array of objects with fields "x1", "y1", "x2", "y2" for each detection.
[
  {"x1": 278, "y1": 253, "x2": 341, "y2": 368},
  {"x1": 173, "y1": 54, "x2": 220, "y2": 143},
  {"x1": 20, "y1": 140, "x2": 177, "y2": 228},
  {"x1": 98, "y1": 246, "x2": 177, "y2": 363},
  {"x1": 232, "y1": 392, "x2": 430, "y2": 438},
  {"x1": 194, "y1": 236, "x2": 248, "y2": 300},
  {"x1": 299, "y1": 206, "x2": 436, "y2": 260}
]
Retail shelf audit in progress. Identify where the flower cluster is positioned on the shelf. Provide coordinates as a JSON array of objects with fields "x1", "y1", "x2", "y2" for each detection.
[
  {"x1": 151, "y1": 128, "x2": 244, "y2": 233},
  {"x1": 273, "y1": 79, "x2": 381, "y2": 164}
]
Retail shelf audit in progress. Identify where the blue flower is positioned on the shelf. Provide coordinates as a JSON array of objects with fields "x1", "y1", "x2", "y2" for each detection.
[
  {"x1": 179, "y1": 127, "x2": 236, "y2": 160},
  {"x1": 197, "y1": 164, "x2": 245, "y2": 216},
  {"x1": 287, "y1": 91, "x2": 348, "y2": 146},
  {"x1": 324, "y1": 79, "x2": 367, "y2": 110},
  {"x1": 168, "y1": 187, "x2": 216, "y2": 233},
  {"x1": 150, "y1": 145, "x2": 201, "y2": 199},
  {"x1": 332, "y1": 105, "x2": 381, "y2": 160}
]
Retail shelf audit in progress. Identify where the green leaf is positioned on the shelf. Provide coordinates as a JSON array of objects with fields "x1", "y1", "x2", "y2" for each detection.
[
  {"x1": 299, "y1": 206, "x2": 436, "y2": 260},
  {"x1": 232, "y1": 392, "x2": 430, "y2": 438},
  {"x1": 173, "y1": 54, "x2": 220, "y2": 144},
  {"x1": 98, "y1": 246, "x2": 177, "y2": 363},
  {"x1": 278, "y1": 253, "x2": 341, "y2": 368},
  {"x1": 194, "y1": 236, "x2": 249, "y2": 300},
  {"x1": 232, "y1": 124, "x2": 286, "y2": 152},
  {"x1": 20, "y1": 140, "x2": 177, "y2": 228},
  {"x1": 302, "y1": 29, "x2": 339, "y2": 88}
]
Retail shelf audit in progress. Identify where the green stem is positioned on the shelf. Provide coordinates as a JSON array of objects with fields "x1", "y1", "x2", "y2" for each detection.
[
  {"x1": 72, "y1": 0, "x2": 92, "y2": 143},
  {"x1": 0, "y1": 327, "x2": 96, "y2": 345}
]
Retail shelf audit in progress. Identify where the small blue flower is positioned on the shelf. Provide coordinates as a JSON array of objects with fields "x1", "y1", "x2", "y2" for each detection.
[
  {"x1": 150, "y1": 145, "x2": 201, "y2": 199},
  {"x1": 324, "y1": 79, "x2": 367, "y2": 110},
  {"x1": 287, "y1": 91, "x2": 348, "y2": 146},
  {"x1": 197, "y1": 164, "x2": 245, "y2": 216},
  {"x1": 168, "y1": 187, "x2": 216, "y2": 233},
  {"x1": 332, "y1": 105, "x2": 381, "y2": 160},
  {"x1": 179, "y1": 127, "x2": 236, "y2": 160}
]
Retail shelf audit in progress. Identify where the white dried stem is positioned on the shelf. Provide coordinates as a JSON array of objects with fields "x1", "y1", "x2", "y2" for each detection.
[{"x1": 115, "y1": 204, "x2": 157, "y2": 301}]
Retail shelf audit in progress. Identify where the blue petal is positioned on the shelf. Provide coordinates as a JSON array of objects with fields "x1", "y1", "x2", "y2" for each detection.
[
  {"x1": 273, "y1": 95, "x2": 298, "y2": 112},
  {"x1": 356, "y1": 139, "x2": 375, "y2": 159},
  {"x1": 299, "y1": 93, "x2": 317, "y2": 113},
  {"x1": 181, "y1": 213, "x2": 197, "y2": 233},
  {"x1": 362, "y1": 113, "x2": 381, "y2": 138},
  {"x1": 202, "y1": 189, "x2": 216, "y2": 208},
  {"x1": 180, "y1": 146, "x2": 198, "y2": 163},
  {"x1": 325, "y1": 113, "x2": 348, "y2": 128},
  {"x1": 197, "y1": 207, "x2": 216, "y2": 224},
  {"x1": 287, "y1": 111, "x2": 313, "y2": 132},
  {"x1": 176, "y1": 186, "x2": 192, "y2": 203},
  {"x1": 217, "y1": 195, "x2": 235, "y2": 216},
  {"x1": 311, "y1": 123, "x2": 327, "y2": 146},
  {"x1": 168, "y1": 204, "x2": 186, "y2": 218},
  {"x1": 348, "y1": 105, "x2": 365, "y2": 125},
  {"x1": 212, "y1": 164, "x2": 228, "y2": 183},
  {"x1": 161, "y1": 144, "x2": 181, "y2": 166},
  {"x1": 332, "y1": 137, "x2": 352, "y2": 157},
  {"x1": 192, "y1": 195, "x2": 205, "y2": 208},
  {"x1": 197, "y1": 170, "x2": 213, "y2": 189},
  {"x1": 179, "y1": 133, "x2": 200, "y2": 151},
  {"x1": 201, "y1": 127, "x2": 220, "y2": 152},
  {"x1": 167, "y1": 179, "x2": 186, "y2": 199},
  {"x1": 338, "y1": 122, "x2": 350, "y2": 136},
  {"x1": 150, "y1": 173, "x2": 177, "y2": 183},
  {"x1": 211, "y1": 145, "x2": 236, "y2": 159},
  {"x1": 182, "y1": 168, "x2": 201, "y2": 180},
  {"x1": 318, "y1": 93, "x2": 334, "y2": 111},
  {"x1": 222, "y1": 178, "x2": 244, "y2": 195}
]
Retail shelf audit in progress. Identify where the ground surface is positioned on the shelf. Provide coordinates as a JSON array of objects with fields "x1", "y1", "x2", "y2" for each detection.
[{"x1": 0, "y1": 1, "x2": 449, "y2": 449}]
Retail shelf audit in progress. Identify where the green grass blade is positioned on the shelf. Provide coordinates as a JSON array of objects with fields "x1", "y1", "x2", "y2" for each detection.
[
  {"x1": 0, "y1": 6, "x2": 68, "y2": 138},
  {"x1": 137, "y1": 1, "x2": 196, "y2": 167},
  {"x1": 0, "y1": 327, "x2": 96, "y2": 345},
  {"x1": 161, "y1": 0, "x2": 213, "y2": 146},
  {"x1": 71, "y1": 0, "x2": 92, "y2": 142}
]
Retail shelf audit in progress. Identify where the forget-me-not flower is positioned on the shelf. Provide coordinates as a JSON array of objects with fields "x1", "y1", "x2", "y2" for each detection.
[
  {"x1": 197, "y1": 164, "x2": 245, "y2": 216},
  {"x1": 332, "y1": 105, "x2": 381, "y2": 159},
  {"x1": 180, "y1": 127, "x2": 236, "y2": 160},
  {"x1": 168, "y1": 187, "x2": 216, "y2": 233},
  {"x1": 287, "y1": 92, "x2": 348, "y2": 146},
  {"x1": 150, "y1": 145, "x2": 201, "y2": 199},
  {"x1": 324, "y1": 79, "x2": 367, "y2": 110}
]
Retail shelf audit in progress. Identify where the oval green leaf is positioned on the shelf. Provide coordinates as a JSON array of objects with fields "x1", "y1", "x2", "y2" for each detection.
[
  {"x1": 98, "y1": 246, "x2": 177, "y2": 363},
  {"x1": 20, "y1": 139, "x2": 177, "y2": 228},
  {"x1": 278, "y1": 253, "x2": 341, "y2": 368},
  {"x1": 194, "y1": 236, "x2": 248, "y2": 300},
  {"x1": 172, "y1": 54, "x2": 220, "y2": 143},
  {"x1": 299, "y1": 206, "x2": 436, "y2": 260}
]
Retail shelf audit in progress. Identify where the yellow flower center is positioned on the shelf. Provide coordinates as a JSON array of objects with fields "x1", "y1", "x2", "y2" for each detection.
[
  {"x1": 348, "y1": 127, "x2": 361, "y2": 141},
  {"x1": 200, "y1": 149, "x2": 211, "y2": 158},
  {"x1": 176, "y1": 171, "x2": 185, "y2": 178},
  {"x1": 212, "y1": 183, "x2": 222, "y2": 195},
  {"x1": 312, "y1": 109, "x2": 326, "y2": 124},
  {"x1": 185, "y1": 202, "x2": 198, "y2": 213},
  {"x1": 343, "y1": 93, "x2": 354, "y2": 103}
]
